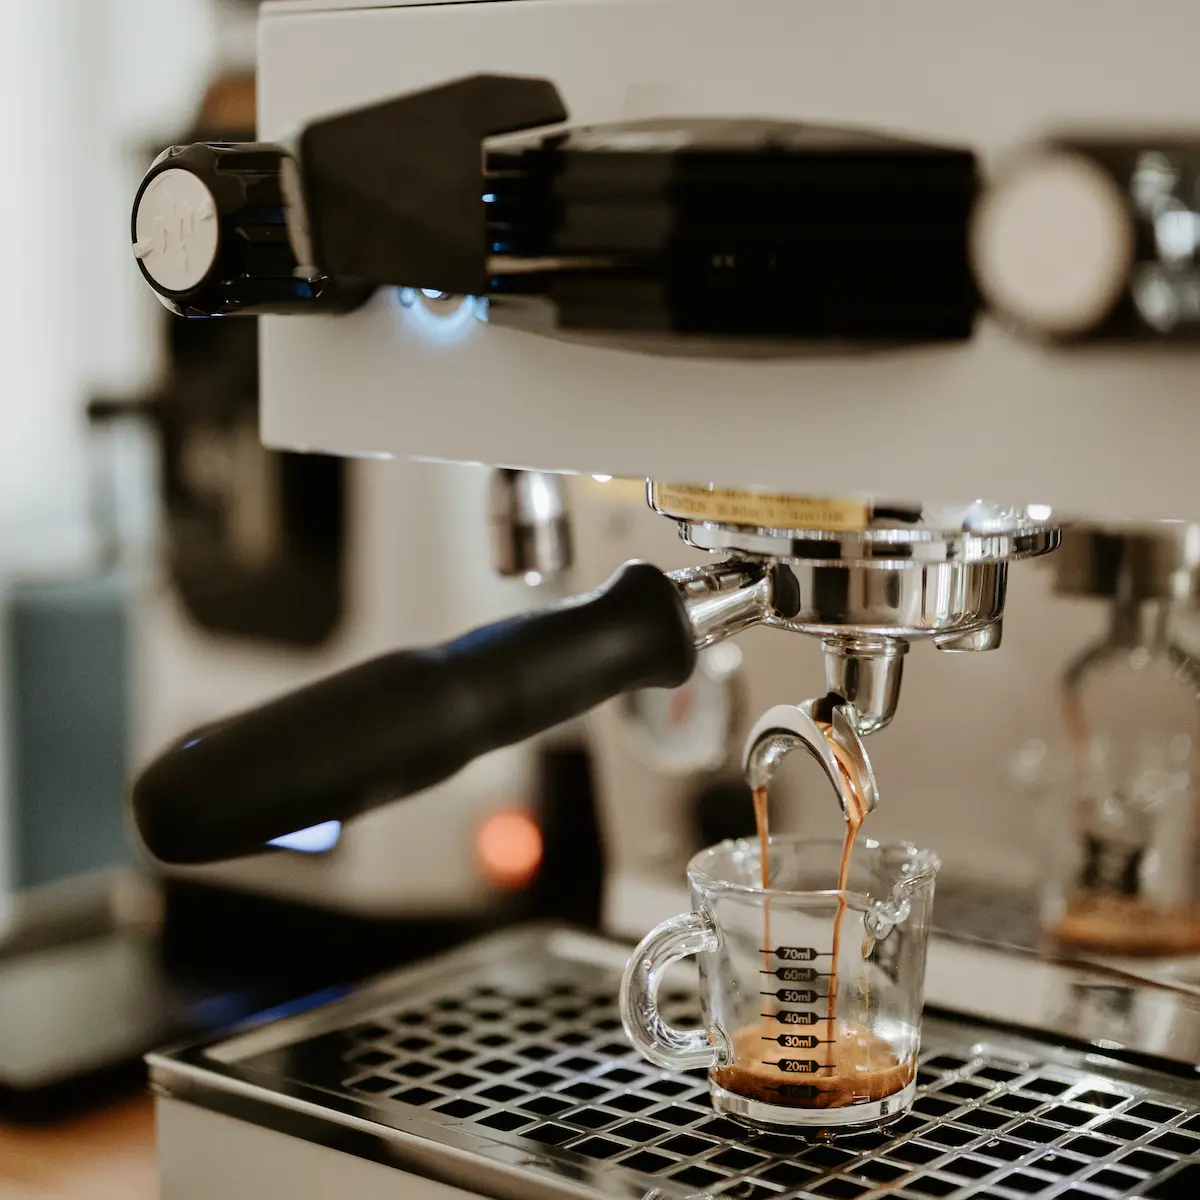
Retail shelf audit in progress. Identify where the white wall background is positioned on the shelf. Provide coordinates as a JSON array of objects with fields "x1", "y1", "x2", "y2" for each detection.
[
  {"x1": 0, "y1": 1, "x2": 247, "y2": 895},
  {"x1": 0, "y1": 0, "x2": 225, "y2": 574}
]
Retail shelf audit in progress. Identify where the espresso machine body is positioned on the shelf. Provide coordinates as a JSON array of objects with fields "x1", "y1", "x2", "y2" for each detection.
[
  {"x1": 139, "y1": 2, "x2": 1200, "y2": 1198},
  {"x1": 256, "y1": 0, "x2": 1200, "y2": 516}
]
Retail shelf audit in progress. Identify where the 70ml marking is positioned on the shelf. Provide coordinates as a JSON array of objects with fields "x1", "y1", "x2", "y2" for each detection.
[{"x1": 760, "y1": 946, "x2": 831, "y2": 963}]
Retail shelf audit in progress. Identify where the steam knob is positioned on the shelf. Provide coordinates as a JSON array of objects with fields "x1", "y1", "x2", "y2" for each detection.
[
  {"x1": 973, "y1": 136, "x2": 1200, "y2": 340},
  {"x1": 131, "y1": 142, "x2": 371, "y2": 317}
]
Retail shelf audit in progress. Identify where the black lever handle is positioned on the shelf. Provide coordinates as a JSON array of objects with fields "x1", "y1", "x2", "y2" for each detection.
[{"x1": 131, "y1": 562, "x2": 694, "y2": 865}]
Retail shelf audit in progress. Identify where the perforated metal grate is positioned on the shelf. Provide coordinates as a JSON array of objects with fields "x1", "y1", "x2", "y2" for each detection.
[{"x1": 223, "y1": 937, "x2": 1200, "y2": 1200}]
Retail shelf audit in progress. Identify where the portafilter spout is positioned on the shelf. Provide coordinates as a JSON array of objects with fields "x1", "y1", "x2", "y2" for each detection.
[
  {"x1": 820, "y1": 637, "x2": 908, "y2": 737},
  {"x1": 743, "y1": 698, "x2": 878, "y2": 822}
]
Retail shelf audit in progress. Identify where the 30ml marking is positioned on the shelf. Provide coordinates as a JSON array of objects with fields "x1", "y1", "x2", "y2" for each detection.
[{"x1": 761, "y1": 1033, "x2": 833, "y2": 1049}]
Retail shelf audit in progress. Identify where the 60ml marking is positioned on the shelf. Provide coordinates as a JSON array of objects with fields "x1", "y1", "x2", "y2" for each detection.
[{"x1": 761, "y1": 966, "x2": 830, "y2": 983}]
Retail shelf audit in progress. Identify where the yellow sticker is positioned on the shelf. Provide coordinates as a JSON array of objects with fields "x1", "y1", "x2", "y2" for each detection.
[
  {"x1": 577, "y1": 476, "x2": 648, "y2": 505},
  {"x1": 649, "y1": 483, "x2": 870, "y2": 531}
]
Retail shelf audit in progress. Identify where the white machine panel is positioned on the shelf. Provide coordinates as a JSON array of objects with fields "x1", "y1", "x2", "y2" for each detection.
[{"x1": 260, "y1": 0, "x2": 1200, "y2": 519}]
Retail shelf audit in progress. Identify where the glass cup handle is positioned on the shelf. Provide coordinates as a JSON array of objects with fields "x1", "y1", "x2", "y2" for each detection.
[{"x1": 619, "y1": 910, "x2": 724, "y2": 1071}]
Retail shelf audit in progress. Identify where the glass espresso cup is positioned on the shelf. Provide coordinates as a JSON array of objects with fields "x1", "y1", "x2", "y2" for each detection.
[{"x1": 620, "y1": 836, "x2": 939, "y2": 1134}]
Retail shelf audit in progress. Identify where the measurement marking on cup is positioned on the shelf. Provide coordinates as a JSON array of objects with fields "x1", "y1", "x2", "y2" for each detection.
[
  {"x1": 763, "y1": 1009, "x2": 825, "y2": 1025},
  {"x1": 760, "y1": 946, "x2": 830, "y2": 962},
  {"x1": 760, "y1": 989, "x2": 826, "y2": 1005},
  {"x1": 761, "y1": 1034, "x2": 833, "y2": 1049},
  {"x1": 761, "y1": 1059, "x2": 834, "y2": 1073},
  {"x1": 760, "y1": 967, "x2": 830, "y2": 982},
  {"x1": 762, "y1": 1083, "x2": 821, "y2": 1100}
]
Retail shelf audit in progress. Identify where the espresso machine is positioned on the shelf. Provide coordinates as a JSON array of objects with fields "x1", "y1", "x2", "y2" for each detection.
[{"x1": 129, "y1": 2, "x2": 1200, "y2": 1197}]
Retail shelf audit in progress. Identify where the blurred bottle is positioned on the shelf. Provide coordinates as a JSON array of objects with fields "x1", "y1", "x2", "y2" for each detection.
[{"x1": 1015, "y1": 523, "x2": 1200, "y2": 957}]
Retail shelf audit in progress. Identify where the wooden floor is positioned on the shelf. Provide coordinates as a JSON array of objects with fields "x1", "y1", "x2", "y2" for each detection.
[{"x1": 0, "y1": 1097, "x2": 157, "y2": 1200}]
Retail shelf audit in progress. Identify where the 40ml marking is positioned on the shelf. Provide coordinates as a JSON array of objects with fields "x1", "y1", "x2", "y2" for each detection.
[{"x1": 765, "y1": 1010, "x2": 824, "y2": 1026}]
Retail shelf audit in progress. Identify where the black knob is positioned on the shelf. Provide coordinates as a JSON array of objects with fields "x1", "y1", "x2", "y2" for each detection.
[{"x1": 131, "y1": 141, "x2": 372, "y2": 317}]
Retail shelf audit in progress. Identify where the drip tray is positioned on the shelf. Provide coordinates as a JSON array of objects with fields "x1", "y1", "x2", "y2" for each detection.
[{"x1": 152, "y1": 925, "x2": 1200, "y2": 1200}]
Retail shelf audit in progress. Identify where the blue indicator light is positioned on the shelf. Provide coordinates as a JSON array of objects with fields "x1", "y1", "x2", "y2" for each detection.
[
  {"x1": 394, "y1": 288, "x2": 485, "y2": 342},
  {"x1": 268, "y1": 820, "x2": 342, "y2": 853}
]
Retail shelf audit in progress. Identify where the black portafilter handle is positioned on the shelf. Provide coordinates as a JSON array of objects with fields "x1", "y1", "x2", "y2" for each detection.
[{"x1": 131, "y1": 562, "x2": 695, "y2": 865}]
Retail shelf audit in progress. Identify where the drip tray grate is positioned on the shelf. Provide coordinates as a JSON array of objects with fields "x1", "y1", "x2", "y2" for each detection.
[{"x1": 153, "y1": 926, "x2": 1200, "y2": 1200}]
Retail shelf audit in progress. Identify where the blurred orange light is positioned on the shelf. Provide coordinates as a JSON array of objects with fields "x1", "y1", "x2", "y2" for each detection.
[{"x1": 476, "y1": 810, "x2": 543, "y2": 889}]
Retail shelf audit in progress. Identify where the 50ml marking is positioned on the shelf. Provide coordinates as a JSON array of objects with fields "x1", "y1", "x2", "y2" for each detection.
[{"x1": 761, "y1": 988, "x2": 828, "y2": 1005}]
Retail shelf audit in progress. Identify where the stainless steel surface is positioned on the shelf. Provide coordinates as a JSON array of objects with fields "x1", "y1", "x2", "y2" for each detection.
[
  {"x1": 933, "y1": 622, "x2": 1003, "y2": 653},
  {"x1": 152, "y1": 925, "x2": 1200, "y2": 1200},
  {"x1": 820, "y1": 638, "x2": 906, "y2": 736},
  {"x1": 668, "y1": 562, "x2": 771, "y2": 651},
  {"x1": 759, "y1": 562, "x2": 1011, "y2": 643},
  {"x1": 651, "y1": 494, "x2": 1062, "y2": 567},
  {"x1": 671, "y1": 553, "x2": 1022, "y2": 645},
  {"x1": 488, "y1": 469, "x2": 573, "y2": 583},
  {"x1": 1054, "y1": 522, "x2": 1200, "y2": 604},
  {"x1": 656, "y1": 493, "x2": 1058, "y2": 676},
  {"x1": 744, "y1": 702, "x2": 878, "y2": 819},
  {"x1": 661, "y1": 495, "x2": 1057, "y2": 744}
]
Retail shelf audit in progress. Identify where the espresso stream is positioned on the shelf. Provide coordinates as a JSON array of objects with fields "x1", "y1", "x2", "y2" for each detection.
[{"x1": 714, "y1": 723, "x2": 912, "y2": 1109}]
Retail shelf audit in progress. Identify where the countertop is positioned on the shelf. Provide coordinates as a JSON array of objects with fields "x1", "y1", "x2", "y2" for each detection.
[{"x1": 0, "y1": 1096, "x2": 157, "y2": 1199}]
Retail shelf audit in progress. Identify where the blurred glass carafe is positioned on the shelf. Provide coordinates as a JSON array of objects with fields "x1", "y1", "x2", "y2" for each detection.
[{"x1": 1018, "y1": 523, "x2": 1200, "y2": 956}]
